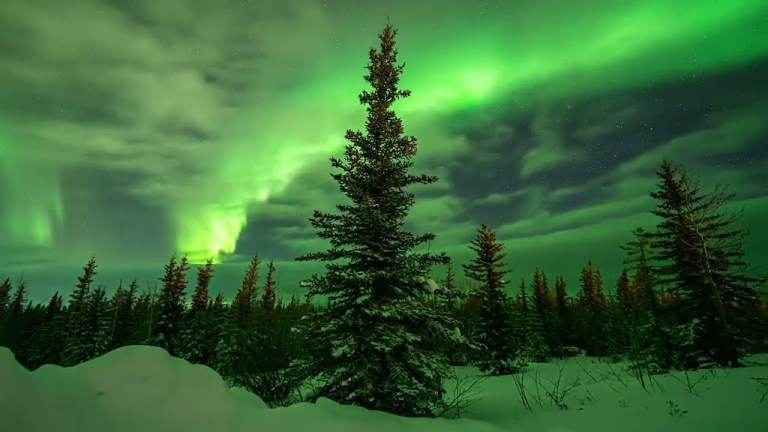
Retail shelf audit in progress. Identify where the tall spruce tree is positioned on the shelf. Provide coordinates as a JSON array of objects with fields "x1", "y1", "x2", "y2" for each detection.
[
  {"x1": 463, "y1": 223, "x2": 522, "y2": 374},
  {"x1": 153, "y1": 254, "x2": 189, "y2": 356},
  {"x1": 650, "y1": 159, "x2": 762, "y2": 367},
  {"x1": 88, "y1": 286, "x2": 112, "y2": 358},
  {"x1": 290, "y1": 22, "x2": 467, "y2": 417},
  {"x1": 61, "y1": 256, "x2": 98, "y2": 366},
  {"x1": 179, "y1": 260, "x2": 215, "y2": 364}
]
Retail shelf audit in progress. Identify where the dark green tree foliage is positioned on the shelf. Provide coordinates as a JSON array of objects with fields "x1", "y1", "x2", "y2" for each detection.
[
  {"x1": 519, "y1": 278, "x2": 549, "y2": 362},
  {"x1": 612, "y1": 270, "x2": 633, "y2": 353},
  {"x1": 2, "y1": 280, "x2": 29, "y2": 356},
  {"x1": 110, "y1": 280, "x2": 139, "y2": 349},
  {"x1": 61, "y1": 256, "x2": 98, "y2": 366},
  {"x1": 463, "y1": 223, "x2": 522, "y2": 374},
  {"x1": 25, "y1": 292, "x2": 66, "y2": 368},
  {"x1": 153, "y1": 254, "x2": 189, "y2": 356},
  {"x1": 240, "y1": 260, "x2": 300, "y2": 405},
  {"x1": 0, "y1": 277, "x2": 11, "y2": 318},
  {"x1": 88, "y1": 286, "x2": 112, "y2": 358},
  {"x1": 576, "y1": 261, "x2": 608, "y2": 356},
  {"x1": 215, "y1": 255, "x2": 261, "y2": 381},
  {"x1": 622, "y1": 227, "x2": 673, "y2": 373},
  {"x1": 650, "y1": 159, "x2": 763, "y2": 367},
  {"x1": 437, "y1": 261, "x2": 465, "y2": 311},
  {"x1": 192, "y1": 259, "x2": 214, "y2": 314},
  {"x1": 623, "y1": 227, "x2": 668, "y2": 341},
  {"x1": 290, "y1": 23, "x2": 466, "y2": 417},
  {"x1": 134, "y1": 290, "x2": 156, "y2": 344},
  {"x1": 0, "y1": 278, "x2": 16, "y2": 348},
  {"x1": 262, "y1": 259, "x2": 277, "y2": 311},
  {"x1": 179, "y1": 260, "x2": 215, "y2": 364},
  {"x1": 531, "y1": 268, "x2": 556, "y2": 354},
  {"x1": 553, "y1": 275, "x2": 571, "y2": 356}
]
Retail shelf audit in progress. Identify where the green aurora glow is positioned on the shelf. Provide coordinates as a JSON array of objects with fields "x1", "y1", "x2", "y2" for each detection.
[{"x1": 0, "y1": 0, "x2": 766, "y2": 300}]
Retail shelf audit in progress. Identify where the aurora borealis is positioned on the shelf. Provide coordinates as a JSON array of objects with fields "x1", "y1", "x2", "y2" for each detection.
[{"x1": 0, "y1": 0, "x2": 766, "y2": 302}]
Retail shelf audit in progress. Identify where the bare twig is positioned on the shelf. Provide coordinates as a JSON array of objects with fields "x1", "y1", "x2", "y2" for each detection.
[
  {"x1": 512, "y1": 372, "x2": 533, "y2": 412},
  {"x1": 438, "y1": 370, "x2": 487, "y2": 418}
]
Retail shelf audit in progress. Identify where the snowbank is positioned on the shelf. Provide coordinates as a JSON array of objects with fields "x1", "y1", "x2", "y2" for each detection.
[
  {"x1": 0, "y1": 346, "x2": 505, "y2": 432},
  {"x1": 1, "y1": 346, "x2": 766, "y2": 431}
]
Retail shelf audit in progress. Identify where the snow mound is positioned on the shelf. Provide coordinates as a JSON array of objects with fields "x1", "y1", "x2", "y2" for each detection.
[{"x1": 0, "y1": 346, "x2": 508, "y2": 432}]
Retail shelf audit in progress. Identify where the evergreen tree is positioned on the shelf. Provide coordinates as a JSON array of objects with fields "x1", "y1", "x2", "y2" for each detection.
[
  {"x1": 519, "y1": 279, "x2": 548, "y2": 362},
  {"x1": 134, "y1": 290, "x2": 156, "y2": 344},
  {"x1": 2, "y1": 280, "x2": 28, "y2": 353},
  {"x1": 0, "y1": 277, "x2": 11, "y2": 319},
  {"x1": 61, "y1": 256, "x2": 98, "y2": 366},
  {"x1": 463, "y1": 223, "x2": 522, "y2": 374},
  {"x1": 434, "y1": 260, "x2": 465, "y2": 311},
  {"x1": 531, "y1": 268, "x2": 555, "y2": 353},
  {"x1": 88, "y1": 286, "x2": 112, "y2": 358},
  {"x1": 576, "y1": 261, "x2": 608, "y2": 356},
  {"x1": 289, "y1": 23, "x2": 467, "y2": 417},
  {"x1": 111, "y1": 280, "x2": 139, "y2": 349},
  {"x1": 612, "y1": 270, "x2": 633, "y2": 353},
  {"x1": 179, "y1": 260, "x2": 215, "y2": 364},
  {"x1": 621, "y1": 226, "x2": 673, "y2": 372},
  {"x1": 262, "y1": 259, "x2": 277, "y2": 311},
  {"x1": 191, "y1": 259, "x2": 214, "y2": 314},
  {"x1": 649, "y1": 159, "x2": 763, "y2": 367},
  {"x1": 26, "y1": 292, "x2": 66, "y2": 368},
  {"x1": 215, "y1": 255, "x2": 262, "y2": 381},
  {"x1": 553, "y1": 275, "x2": 571, "y2": 356},
  {"x1": 152, "y1": 254, "x2": 189, "y2": 356}
]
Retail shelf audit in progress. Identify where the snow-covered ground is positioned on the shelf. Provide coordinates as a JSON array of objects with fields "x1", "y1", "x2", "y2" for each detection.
[{"x1": 1, "y1": 346, "x2": 766, "y2": 432}]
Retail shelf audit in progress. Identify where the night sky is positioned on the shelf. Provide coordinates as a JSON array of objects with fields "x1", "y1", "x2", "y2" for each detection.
[{"x1": 1, "y1": 0, "x2": 766, "y2": 303}]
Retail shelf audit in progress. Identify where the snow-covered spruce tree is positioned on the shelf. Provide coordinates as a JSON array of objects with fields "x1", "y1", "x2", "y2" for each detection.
[
  {"x1": 153, "y1": 254, "x2": 189, "y2": 357},
  {"x1": 178, "y1": 259, "x2": 215, "y2": 364},
  {"x1": 649, "y1": 159, "x2": 763, "y2": 367},
  {"x1": 462, "y1": 223, "x2": 523, "y2": 374},
  {"x1": 61, "y1": 256, "x2": 98, "y2": 366},
  {"x1": 88, "y1": 286, "x2": 113, "y2": 358},
  {"x1": 289, "y1": 23, "x2": 468, "y2": 417},
  {"x1": 518, "y1": 279, "x2": 549, "y2": 363}
]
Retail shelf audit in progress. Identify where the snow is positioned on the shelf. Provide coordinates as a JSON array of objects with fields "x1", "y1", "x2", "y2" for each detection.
[{"x1": 1, "y1": 346, "x2": 766, "y2": 431}]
